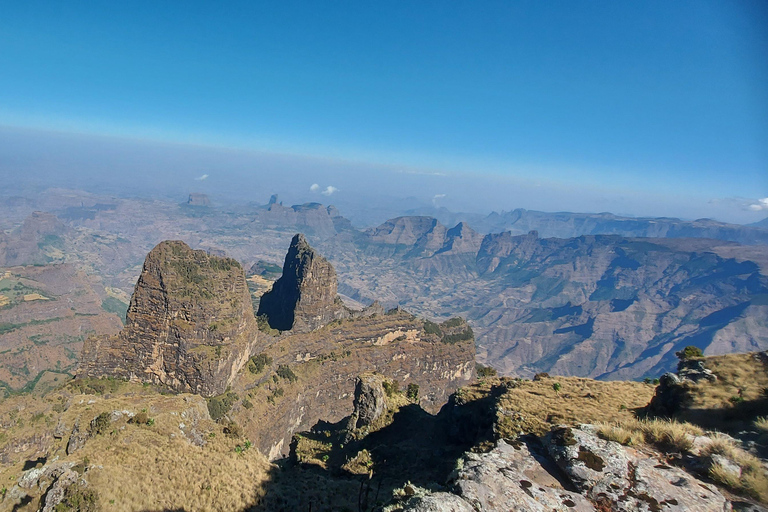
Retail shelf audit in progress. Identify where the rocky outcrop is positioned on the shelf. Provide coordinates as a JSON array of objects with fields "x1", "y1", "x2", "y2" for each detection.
[
  {"x1": 78, "y1": 241, "x2": 258, "y2": 397},
  {"x1": 677, "y1": 358, "x2": 718, "y2": 383},
  {"x1": 347, "y1": 373, "x2": 388, "y2": 430},
  {"x1": 401, "y1": 426, "x2": 732, "y2": 512},
  {"x1": 257, "y1": 233, "x2": 349, "y2": 332},
  {"x1": 187, "y1": 193, "x2": 211, "y2": 206},
  {"x1": 237, "y1": 312, "x2": 476, "y2": 459}
]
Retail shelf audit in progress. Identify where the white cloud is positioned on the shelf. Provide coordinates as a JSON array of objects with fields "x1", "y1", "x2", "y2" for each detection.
[
  {"x1": 432, "y1": 193, "x2": 446, "y2": 206},
  {"x1": 749, "y1": 198, "x2": 768, "y2": 211},
  {"x1": 309, "y1": 183, "x2": 320, "y2": 192},
  {"x1": 194, "y1": 174, "x2": 209, "y2": 181},
  {"x1": 321, "y1": 186, "x2": 339, "y2": 196}
]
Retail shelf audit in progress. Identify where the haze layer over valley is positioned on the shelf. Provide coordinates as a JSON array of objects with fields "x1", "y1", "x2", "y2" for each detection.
[{"x1": 1, "y1": 184, "x2": 767, "y2": 390}]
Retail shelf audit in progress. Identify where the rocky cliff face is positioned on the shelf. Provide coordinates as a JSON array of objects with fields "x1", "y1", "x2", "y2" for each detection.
[
  {"x1": 321, "y1": 221, "x2": 768, "y2": 380},
  {"x1": 78, "y1": 241, "x2": 258, "y2": 397},
  {"x1": 231, "y1": 311, "x2": 476, "y2": 459},
  {"x1": 257, "y1": 233, "x2": 349, "y2": 332}
]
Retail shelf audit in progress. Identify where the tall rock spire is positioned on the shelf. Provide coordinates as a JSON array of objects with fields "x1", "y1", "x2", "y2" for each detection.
[{"x1": 257, "y1": 233, "x2": 347, "y2": 332}]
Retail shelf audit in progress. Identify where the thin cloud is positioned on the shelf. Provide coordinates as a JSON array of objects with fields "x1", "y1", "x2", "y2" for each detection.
[
  {"x1": 194, "y1": 174, "x2": 209, "y2": 181},
  {"x1": 432, "y1": 193, "x2": 446, "y2": 206},
  {"x1": 321, "y1": 186, "x2": 339, "y2": 196},
  {"x1": 309, "y1": 183, "x2": 320, "y2": 192},
  {"x1": 749, "y1": 198, "x2": 768, "y2": 211}
]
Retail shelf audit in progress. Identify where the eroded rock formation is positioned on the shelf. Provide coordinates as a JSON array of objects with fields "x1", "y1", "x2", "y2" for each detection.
[
  {"x1": 257, "y1": 233, "x2": 349, "y2": 332},
  {"x1": 78, "y1": 240, "x2": 258, "y2": 396}
]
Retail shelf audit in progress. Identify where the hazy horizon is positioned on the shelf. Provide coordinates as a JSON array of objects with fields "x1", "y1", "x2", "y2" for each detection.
[{"x1": 1, "y1": 2, "x2": 766, "y2": 224}]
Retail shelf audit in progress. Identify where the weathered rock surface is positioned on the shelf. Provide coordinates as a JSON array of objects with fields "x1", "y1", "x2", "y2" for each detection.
[
  {"x1": 677, "y1": 358, "x2": 718, "y2": 383},
  {"x1": 453, "y1": 439, "x2": 592, "y2": 511},
  {"x1": 402, "y1": 492, "x2": 475, "y2": 512},
  {"x1": 347, "y1": 373, "x2": 387, "y2": 430},
  {"x1": 404, "y1": 426, "x2": 732, "y2": 512},
  {"x1": 546, "y1": 425, "x2": 730, "y2": 511},
  {"x1": 257, "y1": 233, "x2": 349, "y2": 332},
  {"x1": 66, "y1": 417, "x2": 90, "y2": 455},
  {"x1": 78, "y1": 240, "x2": 259, "y2": 396}
]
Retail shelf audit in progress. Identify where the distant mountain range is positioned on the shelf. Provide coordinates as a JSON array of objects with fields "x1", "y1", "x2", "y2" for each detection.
[
  {"x1": 406, "y1": 206, "x2": 768, "y2": 245},
  {"x1": 2, "y1": 189, "x2": 768, "y2": 381},
  {"x1": 321, "y1": 216, "x2": 768, "y2": 380}
]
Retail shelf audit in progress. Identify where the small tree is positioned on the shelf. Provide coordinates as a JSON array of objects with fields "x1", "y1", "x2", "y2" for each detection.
[
  {"x1": 552, "y1": 382, "x2": 562, "y2": 394},
  {"x1": 476, "y1": 364, "x2": 497, "y2": 378},
  {"x1": 406, "y1": 383, "x2": 420, "y2": 402},
  {"x1": 675, "y1": 346, "x2": 703, "y2": 361}
]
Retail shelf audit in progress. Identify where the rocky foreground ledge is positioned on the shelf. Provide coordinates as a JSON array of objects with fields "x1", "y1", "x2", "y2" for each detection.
[{"x1": 396, "y1": 424, "x2": 732, "y2": 512}]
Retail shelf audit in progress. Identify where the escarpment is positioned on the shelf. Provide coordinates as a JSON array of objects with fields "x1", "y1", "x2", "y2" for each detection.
[{"x1": 78, "y1": 240, "x2": 258, "y2": 397}]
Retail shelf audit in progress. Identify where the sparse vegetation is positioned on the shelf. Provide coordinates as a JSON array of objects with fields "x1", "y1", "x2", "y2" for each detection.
[
  {"x1": 54, "y1": 482, "x2": 99, "y2": 512},
  {"x1": 383, "y1": 379, "x2": 400, "y2": 397},
  {"x1": 207, "y1": 390, "x2": 240, "y2": 421},
  {"x1": 406, "y1": 383, "x2": 419, "y2": 402},
  {"x1": 423, "y1": 320, "x2": 442, "y2": 337},
  {"x1": 69, "y1": 377, "x2": 123, "y2": 395},
  {"x1": 476, "y1": 364, "x2": 497, "y2": 378},
  {"x1": 256, "y1": 314, "x2": 280, "y2": 335},
  {"x1": 247, "y1": 352, "x2": 272, "y2": 374},
  {"x1": 597, "y1": 418, "x2": 702, "y2": 453},
  {"x1": 90, "y1": 412, "x2": 112, "y2": 436},
  {"x1": 276, "y1": 364, "x2": 298, "y2": 383}
]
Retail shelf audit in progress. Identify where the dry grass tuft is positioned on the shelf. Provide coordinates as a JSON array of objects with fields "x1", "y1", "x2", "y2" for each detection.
[
  {"x1": 598, "y1": 418, "x2": 702, "y2": 452},
  {"x1": 709, "y1": 460, "x2": 741, "y2": 489},
  {"x1": 596, "y1": 423, "x2": 645, "y2": 446}
]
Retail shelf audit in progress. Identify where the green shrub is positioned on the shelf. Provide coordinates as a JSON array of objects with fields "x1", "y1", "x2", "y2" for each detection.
[
  {"x1": 553, "y1": 382, "x2": 562, "y2": 393},
  {"x1": 276, "y1": 364, "x2": 298, "y2": 383},
  {"x1": 90, "y1": 412, "x2": 111, "y2": 436},
  {"x1": 406, "y1": 383, "x2": 419, "y2": 402},
  {"x1": 256, "y1": 315, "x2": 280, "y2": 335},
  {"x1": 423, "y1": 320, "x2": 442, "y2": 337},
  {"x1": 476, "y1": 364, "x2": 497, "y2": 378},
  {"x1": 382, "y1": 380, "x2": 400, "y2": 397},
  {"x1": 129, "y1": 412, "x2": 149, "y2": 425},
  {"x1": 443, "y1": 317, "x2": 464, "y2": 328},
  {"x1": 242, "y1": 398, "x2": 253, "y2": 410},
  {"x1": 675, "y1": 345, "x2": 703, "y2": 360},
  {"x1": 54, "y1": 483, "x2": 98, "y2": 511},
  {"x1": 207, "y1": 390, "x2": 240, "y2": 421},
  {"x1": 441, "y1": 328, "x2": 474, "y2": 344},
  {"x1": 248, "y1": 353, "x2": 272, "y2": 374}
]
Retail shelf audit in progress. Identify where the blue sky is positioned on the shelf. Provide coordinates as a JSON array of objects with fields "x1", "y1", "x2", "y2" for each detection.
[{"x1": 0, "y1": 1, "x2": 766, "y2": 222}]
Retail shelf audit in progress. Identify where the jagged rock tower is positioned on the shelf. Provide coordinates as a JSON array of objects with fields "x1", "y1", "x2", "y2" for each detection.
[
  {"x1": 257, "y1": 233, "x2": 348, "y2": 332},
  {"x1": 78, "y1": 241, "x2": 258, "y2": 397}
]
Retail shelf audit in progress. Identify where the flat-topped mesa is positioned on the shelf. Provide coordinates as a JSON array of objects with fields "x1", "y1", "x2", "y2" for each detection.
[
  {"x1": 257, "y1": 234, "x2": 350, "y2": 332},
  {"x1": 78, "y1": 240, "x2": 258, "y2": 397}
]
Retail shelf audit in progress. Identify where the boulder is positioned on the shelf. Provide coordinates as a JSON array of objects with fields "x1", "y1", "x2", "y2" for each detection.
[{"x1": 348, "y1": 374, "x2": 387, "y2": 430}]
